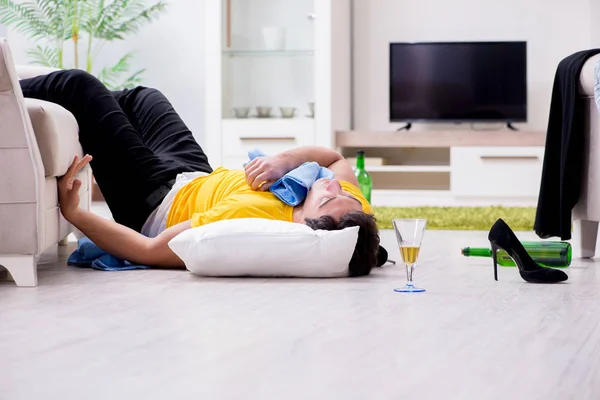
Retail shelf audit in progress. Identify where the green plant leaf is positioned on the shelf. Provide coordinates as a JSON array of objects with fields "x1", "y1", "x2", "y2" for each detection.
[
  {"x1": 26, "y1": 44, "x2": 59, "y2": 67},
  {"x1": 0, "y1": 0, "x2": 53, "y2": 40},
  {"x1": 36, "y1": 0, "x2": 72, "y2": 40},
  {"x1": 111, "y1": 1, "x2": 166, "y2": 36},
  {"x1": 118, "y1": 67, "x2": 145, "y2": 89},
  {"x1": 96, "y1": 51, "x2": 144, "y2": 90},
  {"x1": 84, "y1": 0, "x2": 133, "y2": 39},
  {"x1": 91, "y1": 0, "x2": 167, "y2": 41},
  {"x1": 1, "y1": 0, "x2": 168, "y2": 90}
]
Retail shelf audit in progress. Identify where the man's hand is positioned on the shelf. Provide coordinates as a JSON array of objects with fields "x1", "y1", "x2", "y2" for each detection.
[
  {"x1": 58, "y1": 154, "x2": 92, "y2": 220},
  {"x1": 244, "y1": 154, "x2": 293, "y2": 191},
  {"x1": 244, "y1": 147, "x2": 352, "y2": 190}
]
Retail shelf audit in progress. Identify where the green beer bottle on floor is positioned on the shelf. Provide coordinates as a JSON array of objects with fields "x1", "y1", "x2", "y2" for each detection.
[
  {"x1": 354, "y1": 150, "x2": 372, "y2": 203},
  {"x1": 461, "y1": 241, "x2": 571, "y2": 268}
]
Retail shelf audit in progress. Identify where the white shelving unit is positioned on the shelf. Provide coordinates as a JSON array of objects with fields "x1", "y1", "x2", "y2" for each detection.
[
  {"x1": 204, "y1": 0, "x2": 351, "y2": 169},
  {"x1": 337, "y1": 130, "x2": 547, "y2": 207},
  {"x1": 366, "y1": 165, "x2": 452, "y2": 173},
  {"x1": 222, "y1": 49, "x2": 315, "y2": 57}
]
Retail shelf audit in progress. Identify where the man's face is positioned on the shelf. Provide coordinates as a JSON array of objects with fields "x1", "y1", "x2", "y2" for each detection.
[{"x1": 302, "y1": 178, "x2": 363, "y2": 221}]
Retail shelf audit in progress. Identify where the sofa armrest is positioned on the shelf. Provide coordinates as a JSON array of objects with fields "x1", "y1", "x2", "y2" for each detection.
[
  {"x1": 25, "y1": 98, "x2": 82, "y2": 177},
  {"x1": 15, "y1": 65, "x2": 59, "y2": 80},
  {"x1": 579, "y1": 54, "x2": 600, "y2": 97}
]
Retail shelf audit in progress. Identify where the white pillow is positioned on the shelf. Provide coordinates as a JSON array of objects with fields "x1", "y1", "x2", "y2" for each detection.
[{"x1": 168, "y1": 218, "x2": 359, "y2": 278}]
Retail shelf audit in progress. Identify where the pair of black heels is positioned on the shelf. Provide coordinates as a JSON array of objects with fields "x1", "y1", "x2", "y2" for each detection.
[{"x1": 488, "y1": 218, "x2": 568, "y2": 284}]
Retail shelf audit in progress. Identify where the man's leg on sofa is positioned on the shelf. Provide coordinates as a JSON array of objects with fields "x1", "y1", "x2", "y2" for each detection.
[
  {"x1": 19, "y1": 70, "x2": 179, "y2": 232},
  {"x1": 113, "y1": 86, "x2": 213, "y2": 173},
  {"x1": 0, "y1": 255, "x2": 37, "y2": 287}
]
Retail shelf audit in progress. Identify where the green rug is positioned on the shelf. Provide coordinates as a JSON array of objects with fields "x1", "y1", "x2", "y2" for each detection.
[{"x1": 373, "y1": 206, "x2": 536, "y2": 230}]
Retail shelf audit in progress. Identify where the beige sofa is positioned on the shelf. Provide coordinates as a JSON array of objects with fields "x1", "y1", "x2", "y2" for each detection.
[
  {"x1": 0, "y1": 38, "x2": 92, "y2": 287},
  {"x1": 573, "y1": 54, "x2": 600, "y2": 258}
]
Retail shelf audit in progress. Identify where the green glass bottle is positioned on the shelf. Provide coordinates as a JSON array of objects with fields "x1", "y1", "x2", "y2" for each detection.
[
  {"x1": 354, "y1": 150, "x2": 372, "y2": 203},
  {"x1": 461, "y1": 241, "x2": 571, "y2": 268}
]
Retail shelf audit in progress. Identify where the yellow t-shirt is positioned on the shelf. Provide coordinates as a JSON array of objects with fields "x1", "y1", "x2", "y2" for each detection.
[{"x1": 166, "y1": 167, "x2": 373, "y2": 228}]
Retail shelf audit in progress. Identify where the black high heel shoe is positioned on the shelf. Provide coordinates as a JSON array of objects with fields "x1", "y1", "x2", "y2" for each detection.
[{"x1": 488, "y1": 218, "x2": 568, "y2": 284}]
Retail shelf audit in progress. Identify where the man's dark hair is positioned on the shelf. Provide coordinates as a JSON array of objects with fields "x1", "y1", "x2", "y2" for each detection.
[{"x1": 305, "y1": 211, "x2": 380, "y2": 277}]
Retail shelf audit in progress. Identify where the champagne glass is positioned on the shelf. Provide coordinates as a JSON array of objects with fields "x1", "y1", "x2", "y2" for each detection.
[{"x1": 393, "y1": 219, "x2": 427, "y2": 293}]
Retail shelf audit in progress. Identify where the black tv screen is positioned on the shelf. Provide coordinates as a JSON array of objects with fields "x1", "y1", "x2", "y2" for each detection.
[{"x1": 389, "y1": 41, "x2": 527, "y2": 123}]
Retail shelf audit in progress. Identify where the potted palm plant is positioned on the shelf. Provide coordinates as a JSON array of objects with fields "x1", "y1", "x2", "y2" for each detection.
[{"x1": 0, "y1": 0, "x2": 167, "y2": 89}]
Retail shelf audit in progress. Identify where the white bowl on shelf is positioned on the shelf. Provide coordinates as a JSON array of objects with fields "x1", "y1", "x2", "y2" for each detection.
[
  {"x1": 256, "y1": 106, "x2": 272, "y2": 118},
  {"x1": 232, "y1": 107, "x2": 250, "y2": 118},
  {"x1": 280, "y1": 107, "x2": 296, "y2": 118}
]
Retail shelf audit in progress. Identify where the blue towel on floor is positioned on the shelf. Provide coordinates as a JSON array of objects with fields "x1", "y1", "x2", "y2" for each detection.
[
  {"x1": 68, "y1": 237, "x2": 150, "y2": 271},
  {"x1": 248, "y1": 149, "x2": 334, "y2": 206}
]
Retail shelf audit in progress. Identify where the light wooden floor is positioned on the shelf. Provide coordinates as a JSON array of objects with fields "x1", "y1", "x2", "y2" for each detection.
[{"x1": 1, "y1": 216, "x2": 600, "y2": 399}]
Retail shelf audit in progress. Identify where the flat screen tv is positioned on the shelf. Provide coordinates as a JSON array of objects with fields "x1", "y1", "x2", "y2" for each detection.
[{"x1": 389, "y1": 41, "x2": 527, "y2": 123}]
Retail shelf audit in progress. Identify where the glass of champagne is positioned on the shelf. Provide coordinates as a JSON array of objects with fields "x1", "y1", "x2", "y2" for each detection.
[{"x1": 393, "y1": 218, "x2": 427, "y2": 293}]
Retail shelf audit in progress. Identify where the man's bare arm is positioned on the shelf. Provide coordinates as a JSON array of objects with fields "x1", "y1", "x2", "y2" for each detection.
[
  {"x1": 58, "y1": 156, "x2": 190, "y2": 268},
  {"x1": 277, "y1": 146, "x2": 344, "y2": 171},
  {"x1": 245, "y1": 146, "x2": 359, "y2": 190},
  {"x1": 325, "y1": 158, "x2": 360, "y2": 187},
  {"x1": 68, "y1": 209, "x2": 189, "y2": 268},
  {"x1": 283, "y1": 146, "x2": 359, "y2": 186}
]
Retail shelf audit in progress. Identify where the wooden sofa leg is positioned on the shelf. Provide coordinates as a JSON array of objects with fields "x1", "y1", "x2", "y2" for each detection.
[
  {"x1": 573, "y1": 220, "x2": 599, "y2": 259},
  {"x1": 0, "y1": 255, "x2": 37, "y2": 287},
  {"x1": 58, "y1": 236, "x2": 69, "y2": 246}
]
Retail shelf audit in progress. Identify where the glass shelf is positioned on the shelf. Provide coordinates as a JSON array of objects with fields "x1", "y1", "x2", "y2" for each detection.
[
  {"x1": 223, "y1": 116, "x2": 315, "y2": 121},
  {"x1": 220, "y1": 1, "x2": 315, "y2": 118},
  {"x1": 222, "y1": 49, "x2": 314, "y2": 57}
]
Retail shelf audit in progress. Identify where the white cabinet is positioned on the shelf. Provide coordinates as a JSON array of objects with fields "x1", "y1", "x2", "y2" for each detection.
[
  {"x1": 220, "y1": 118, "x2": 315, "y2": 169},
  {"x1": 336, "y1": 131, "x2": 547, "y2": 207},
  {"x1": 204, "y1": 0, "x2": 351, "y2": 168},
  {"x1": 451, "y1": 147, "x2": 545, "y2": 198}
]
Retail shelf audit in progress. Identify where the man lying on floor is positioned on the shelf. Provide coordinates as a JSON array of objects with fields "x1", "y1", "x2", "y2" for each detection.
[{"x1": 21, "y1": 70, "x2": 380, "y2": 277}]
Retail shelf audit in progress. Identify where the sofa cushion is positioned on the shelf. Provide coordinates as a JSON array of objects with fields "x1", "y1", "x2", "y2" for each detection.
[{"x1": 25, "y1": 98, "x2": 82, "y2": 177}]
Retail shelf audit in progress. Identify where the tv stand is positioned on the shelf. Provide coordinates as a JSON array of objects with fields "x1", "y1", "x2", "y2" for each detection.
[
  {"x1": 506, "y1": 122, "x2": 518, "y2": 131},
  {"x1": 396, "y1": 123, "x2": 412, "y2": 131},
  {"x1": 336, "y1": 129, "x2": 546, "y2": 207}
]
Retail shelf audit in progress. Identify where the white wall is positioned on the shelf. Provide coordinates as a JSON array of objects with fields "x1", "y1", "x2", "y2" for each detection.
[
  {"x1": 7, "y1": 0, "x2": 207, "y2": 145},
  {"x1": 592, "y1": 0, "x2": 600, "y2": 47},
  {"x1": 5, "y1": 0, "x2": 597, "y2": 139},
  {"x1": 353, "y1": 0, "x2": 594, "y2": 131}
]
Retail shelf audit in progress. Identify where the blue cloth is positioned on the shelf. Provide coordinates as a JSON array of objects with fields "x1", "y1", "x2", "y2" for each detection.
[
  {"x1": 68, "y1": 237, "x2": 150, "y2": 271},
  {"x1": 248, "y1": 149, "x2": 334, "y2": 206}
]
